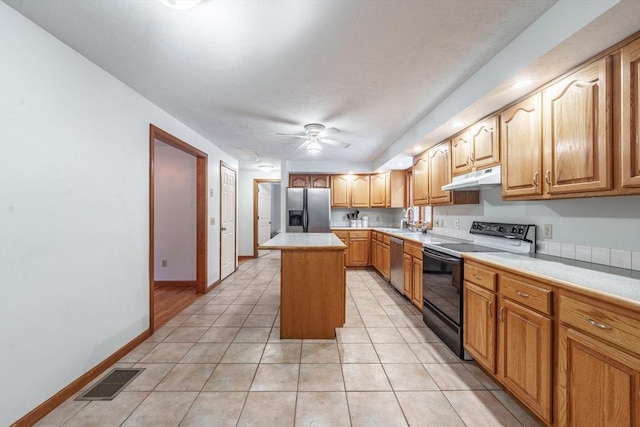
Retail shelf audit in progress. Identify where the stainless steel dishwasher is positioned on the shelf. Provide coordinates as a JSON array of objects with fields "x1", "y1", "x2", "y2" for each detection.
[{"x1": 389, "y1": 236, "x2": 404, "y2": 295}]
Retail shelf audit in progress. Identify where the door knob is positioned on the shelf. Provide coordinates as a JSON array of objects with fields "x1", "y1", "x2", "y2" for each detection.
[{"x1": 221, "y1": 227, "x2": 227, "y2": 231}]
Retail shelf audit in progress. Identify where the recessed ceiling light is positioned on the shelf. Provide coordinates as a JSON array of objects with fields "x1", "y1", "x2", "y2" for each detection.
[
  {"x1": 159, "y1": 0, "x2": 202, "y2": 10},
  {"x1": 257, "y1": 164, "x2": 273, "y2": 172},
  {"x1": 451, "y1": 121, "x2": 463, "y2": 128},
  {"x1": 512, "y1": 79, "x2": 533, "y2": 89}
]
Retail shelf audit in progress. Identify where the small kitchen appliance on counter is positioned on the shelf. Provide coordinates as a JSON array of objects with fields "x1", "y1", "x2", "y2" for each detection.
[{"x1": 421, "y1": 221, "x2": 536, "y2": 359}]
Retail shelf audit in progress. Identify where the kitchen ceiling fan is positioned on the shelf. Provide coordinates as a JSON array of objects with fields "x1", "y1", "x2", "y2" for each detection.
[{"x1": 276, "y1": 123, "x2": 350, "y2": 152}]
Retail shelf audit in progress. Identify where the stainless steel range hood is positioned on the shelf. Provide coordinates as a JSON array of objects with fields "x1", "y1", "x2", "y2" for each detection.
[{"x1": 441, "y1": 165, "x2": 501, "y2": 191}]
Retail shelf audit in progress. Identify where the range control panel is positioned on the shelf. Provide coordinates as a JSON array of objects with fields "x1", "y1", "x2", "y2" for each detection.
[{"x1": 470, "y1": 221, "x2": 535, "y2": 242}]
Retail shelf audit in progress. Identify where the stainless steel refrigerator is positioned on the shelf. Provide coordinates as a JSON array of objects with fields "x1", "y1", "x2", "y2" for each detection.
[{"x1": 286, "y1": 188, "x2": 331, "y2": 232}]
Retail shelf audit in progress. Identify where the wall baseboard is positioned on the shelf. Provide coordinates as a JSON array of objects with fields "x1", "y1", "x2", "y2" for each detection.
[
  {"x1": 154, "y1": 280, "x2": 197, "y2": 287},
  {"x1": 11, "y1": 328, "x2": 152, "y2": 427},
  {"x1": 238, "y1": 255, "x2": 255, "y2": 262}
]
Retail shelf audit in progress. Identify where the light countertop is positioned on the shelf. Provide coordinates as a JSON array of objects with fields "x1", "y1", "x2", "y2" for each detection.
[
  {"x1": 259, "y1": 232, "x2": 346, "y2": 250},
  {"x1": 464, "y1": 252, "x2": 640, "y2": 309}
]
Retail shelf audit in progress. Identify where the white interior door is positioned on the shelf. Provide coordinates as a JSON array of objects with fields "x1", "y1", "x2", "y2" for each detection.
[
  {"x1": 220, "y1": 163, "x2": 236, "y2": 279},
  {"x1": 257, "y1": 183, "x2": 271, "y2": 257}
]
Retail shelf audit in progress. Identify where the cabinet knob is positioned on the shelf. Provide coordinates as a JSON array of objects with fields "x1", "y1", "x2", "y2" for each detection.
[
  {"x1": 586, "y1": 318, "x2": 613, "y2": 330},
  {"x1": 473, "y1": 274, "x2": 483, "y2": 280},
  {"x1": 533, "y1": 172, "x2": 539, "y2": 187},
  {"x1": 545, "y1": 170, "x2": 551, "y2": 185},
  {"x1": 515, "y1": 290, "x2": 529, "y2": 298}
]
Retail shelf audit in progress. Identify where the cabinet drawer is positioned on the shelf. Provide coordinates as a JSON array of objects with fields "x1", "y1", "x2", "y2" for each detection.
[
  {"x1": 333, "y1": 230, "x2": 348, "y2": 240},
  {"x1": 501, "y1": 276, "x2": 552, "y2": 315},
  {"x1": 560, "y1": 294, "x2": 640, "y2": 355},
  {"x1": 349, "y1": 230, "x2": 370, "y2": 239},
  {"x1": 464, "y1": 262, "x2": 496, "y2": 291},
  {"x1": 404, "y1": 243, "x2": 423, "y2": 259}
]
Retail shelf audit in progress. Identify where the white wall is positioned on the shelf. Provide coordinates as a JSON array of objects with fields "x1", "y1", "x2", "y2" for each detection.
[
  {"x1": 432, "y1": 187, "x2": 640, "y2": 269},
  {"x1": 0, "y1": 4, "x2": 237, "y2": 425},
  {"x1": 154, "y1": 142, "x2": 196, "y2": 281},
  {"x1": 237, "y1": 169, "x2": 281, "y2": 256}
]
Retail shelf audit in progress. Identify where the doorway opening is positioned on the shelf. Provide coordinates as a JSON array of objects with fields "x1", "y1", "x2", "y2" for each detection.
[
  {"x1": 149, "y1": 125, "x2": 207, "y2": 331},
  {"x1": 253, "y1": 179, "x2": 281, "y2": 257}
]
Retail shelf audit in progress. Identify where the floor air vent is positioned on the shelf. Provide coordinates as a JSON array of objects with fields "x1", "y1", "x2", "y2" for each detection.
[{"x1": 76, "y1": 368, "x2": 144, "y2": 401}]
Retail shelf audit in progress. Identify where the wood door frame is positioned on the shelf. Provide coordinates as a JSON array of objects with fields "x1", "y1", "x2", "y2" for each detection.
[
  {"x1": 149, "y1": 124, "x2": 208, "y2": 332},
  {"x1": 253, "y1": 179, "x2": 281, "y2": 258},
  {"x1": 219, "y1": 161, "x2": 238, "y2": 279}
]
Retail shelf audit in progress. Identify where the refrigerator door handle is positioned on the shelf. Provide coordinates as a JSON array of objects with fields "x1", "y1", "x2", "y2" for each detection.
[{"x1": 302, "y1": 189, "x2": 309, "y2": 232}]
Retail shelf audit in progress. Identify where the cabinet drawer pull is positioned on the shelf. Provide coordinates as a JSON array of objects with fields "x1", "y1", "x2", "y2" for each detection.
[
  {"x1": 533, "y1": 172, "x2": 539, "y2": 187},
  {"x1": 545, "y1": 170, "x2": 551, "y2": 185},
  {"x1": 473, "y1": 274, "x2": 483, "y2": 280},
  {"x1": 515, "y1": 290, "x2": 529, "y2": 298},
  {"x1": 586, "y1": 318, "x2": 613, "y2": 330}
]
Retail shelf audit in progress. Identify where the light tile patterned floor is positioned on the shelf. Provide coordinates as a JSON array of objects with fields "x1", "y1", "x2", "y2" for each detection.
[{"x1": 36, "y1": 253, "x2": 542, "y2": 426}]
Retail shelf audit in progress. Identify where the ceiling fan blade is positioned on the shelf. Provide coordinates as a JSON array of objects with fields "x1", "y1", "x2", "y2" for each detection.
[
  {"x1": 319, "y1": 127, "x2": 340, "y2": 137},
  {"x1": 320, "y1": 138, "x2": 350, "y2": 148},
  {"x1": 276, "y1": 133, "x2": 307, "y2": 139},
  {"x1": 295, "y1": 140, "x2": 312, "y2": 150}
]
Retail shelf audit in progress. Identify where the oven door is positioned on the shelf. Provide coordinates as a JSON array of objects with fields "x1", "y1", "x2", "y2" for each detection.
[{"x1": 422, "y1": 248, "x2": 462, "y2": 325}]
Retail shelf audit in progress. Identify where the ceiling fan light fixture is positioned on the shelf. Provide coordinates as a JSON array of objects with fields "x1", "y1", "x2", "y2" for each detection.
[
  {"x1": 307, "y1": 141, "x2": 322, "y2": 154},
  {"x1": 257, "y1": 164, "x2": 273, "y2": 172},
  {"x1": 159, "y1": 0, "x2": 202, "y2": 10}
]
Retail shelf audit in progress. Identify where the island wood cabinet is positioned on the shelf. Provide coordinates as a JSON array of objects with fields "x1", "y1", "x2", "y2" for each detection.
[
  {"x1": 402, "y1": 241, "x2": 423, "y2": 309},
  {"x1": 621, "y1": 37, "x2": 640, "y2": 191},
  {"x1": 502, "y1": 56, "x2": 613, "y2": 200},
  {"x1": 330, "y1": 174, "x2": 370, "y2": 208},
  {"x1": 451, "y1": 116, "x2": 500, "y2": 176},
  {"x1": 557, "y1": 292, "x2": 640, "y2": 427},
  {"x1": 289, "y1": 174, "x2": 330, "y2": 188}
]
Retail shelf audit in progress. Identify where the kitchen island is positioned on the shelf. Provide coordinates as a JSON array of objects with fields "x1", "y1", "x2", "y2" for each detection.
[{"x1": 259, "y1": 232, "x2": 347, "y2": 339}]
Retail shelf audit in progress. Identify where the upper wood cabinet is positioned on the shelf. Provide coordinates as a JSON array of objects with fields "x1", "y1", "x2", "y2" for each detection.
[
  {"x1": 289, "y1": 174, "x2": 330, "y2": 188},
  {"x1": 543, "y1": 56, "x2": 613, "y2": 195},
  {"x1": 451, "y1": 116, "x2": 500, "y2": 176},
  {"x1": 621, "y1": 37, "x2": 640, "y2": 191},
  {"x1": 350, "y1": 175, "x2": 370, "y2": 208},
  {"x1": 412, "y1": 153, "x2": 429, "y2": 206},
  {"x1": 370, "y1": 173, "x2": 387, "y2": 207},
  {"x1": 331, "y1": 175, "x2": 350, "y2": 207},
  {"x1": 427, "y1": 142, "x2": 452, "y2": 205},
  {"x1": 501, "y1": 93, "x2": 544, "y2": 198}
]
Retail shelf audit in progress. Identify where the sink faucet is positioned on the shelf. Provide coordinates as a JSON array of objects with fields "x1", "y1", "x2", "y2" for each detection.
[{"x1": 404, "y1": 207, "x2": 416, "y2": 231}]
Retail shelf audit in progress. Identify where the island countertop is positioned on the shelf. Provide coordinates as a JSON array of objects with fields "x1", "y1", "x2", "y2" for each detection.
[{"x1": 259, "y1": 232, "x2": 346, "y2": 250}]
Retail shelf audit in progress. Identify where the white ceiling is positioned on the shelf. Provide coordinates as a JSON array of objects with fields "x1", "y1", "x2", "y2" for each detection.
[{"x1": 4, "y1": 0, "x2": 640, "y2": 171}]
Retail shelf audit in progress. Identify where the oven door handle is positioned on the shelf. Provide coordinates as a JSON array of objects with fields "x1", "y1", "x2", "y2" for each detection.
[{"x1": 422, "y1": 248, "x2": 460, "y2": 264}]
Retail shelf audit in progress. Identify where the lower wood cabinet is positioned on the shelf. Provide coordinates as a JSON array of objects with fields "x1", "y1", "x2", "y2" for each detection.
[
  {"x1": 557, "y1": 293, "x2": 640, "y2": 427},
  {"x1": 332, "y1": 230, "x2": 370, "y2": 267},
  {"x1": 403, "y1": 241, "x2": 423, "y2": 310},
  {"x1": 463, "y1": 259, "x2": 640, "y2": 427}
]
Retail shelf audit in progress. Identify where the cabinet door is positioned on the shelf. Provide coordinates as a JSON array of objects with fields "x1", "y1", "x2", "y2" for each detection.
[
  {"x1": 371, "y1": 233, "x2": 377, "y2": 269},
  {"x1": 501, "y1": 93, "x2": 543, "y2": 198},
  {"x1": 348, "y1": 237, "x2": 369, "y2": 266},
  {"x1": 381, "y1": 243, "x2": 390, "y2": 279},
  {"x1": 331, "y1": 175, "x2": 350, "y2": 207},
  {"x1": 543, "y1": 57, "x2": 613, "y2": 195},
  {"x1": 413, "y1": 153, "x2": 429, "y2": 205},
  {"x1": 463, "y1": 282, "x2": 496, "y2": 372},
  {"x1": 370, "y1": 173, "x2": 387, "y2": 207},
  {"x1": 451, "y1": 131, "x2": 472, "y2": 176},
  {"x1": 558, "y1": 326, "x2": 640, "y2": 427},
  {"x1": 622, "y1": 38, "x2": 640, "y2": 190},
  {"x1": 427, "y1": 142, "x2": 452, "y2": 205},
  {"x1": 403, "y1": 253, "x2": 413, "y2": 297},
  {"x1": 498, "y1": 298, "x2": 553, "y2": 424},
  {"x1": 351, "y1": 175, "x2": 370, "y2": 207},
  {"x1": 309, "y1": 175, "x2": 330, "y2": 188},
  {"x1": 289, "y1": 174, "x2": 309, "y2": 188},
  {"x1": 470, "y1": 116, "x2": 499, "y2": 170},
  {"x1": 411, "y1": 256, "x2": 423, "y2": 309}
]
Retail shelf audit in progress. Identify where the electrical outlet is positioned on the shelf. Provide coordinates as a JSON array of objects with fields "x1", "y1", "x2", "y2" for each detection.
[
  {"x1": 210, "y1": 217, "x2": 215, "y2": 225},
  {"x1": 161, "y1": 260, "x2": 168, "y2": 267},
  {"x1": 209, "y1": 188, "x2": 214, "y2": 197},
  {"x1": 543, "y1": 224, "x2": 553, "y2": 239},
  {"x1": 434, "y1": 219, "x2": 441, "y2": 227},
  {"x1": 455, "y1": 219, "x2": 459, "y2": 229}
]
